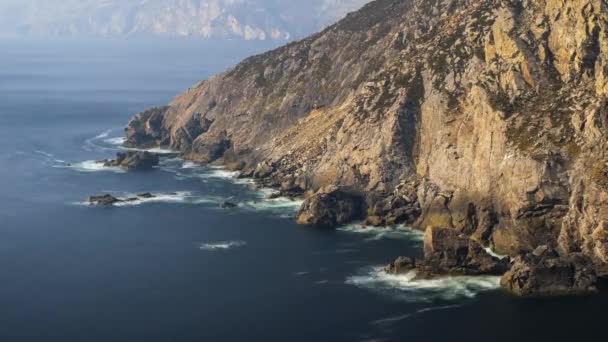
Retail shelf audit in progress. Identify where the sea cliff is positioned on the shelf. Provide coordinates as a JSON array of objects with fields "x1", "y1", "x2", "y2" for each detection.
[{"x1": 125, "y1": 0, "x2": 608, "y2": 295}]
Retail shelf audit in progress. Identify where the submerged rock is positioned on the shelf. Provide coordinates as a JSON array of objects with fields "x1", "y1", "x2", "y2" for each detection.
[
  {"x1": 501, "y1": 247, "x2": 598, "y2": 296},
  {"x1": 220, "y1": 201, "x2": 238, "y2": 209},
  {"x1": 104, "y1": 151, "x2": 159, "y2": 171},
  {"x1": 137, "y1": 192, "x2": 155, "y2": 199},
  {"x1": 296, "y1": 189, "x2": 365, "y2": 228}
]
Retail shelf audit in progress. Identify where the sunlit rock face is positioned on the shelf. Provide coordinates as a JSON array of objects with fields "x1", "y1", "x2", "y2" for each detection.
[{"x1": 0, "y1": 0, "x2": 369, "y2": 40}]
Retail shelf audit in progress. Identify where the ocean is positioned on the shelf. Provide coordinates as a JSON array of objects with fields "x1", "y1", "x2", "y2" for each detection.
[{"x1": 1, "y1": 38, "x2": 607, "y2": 342}]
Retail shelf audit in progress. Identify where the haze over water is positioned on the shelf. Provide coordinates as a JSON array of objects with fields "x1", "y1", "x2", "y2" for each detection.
[{"x1": 1, "y1": 38, "x2": 608, "y2": 342}]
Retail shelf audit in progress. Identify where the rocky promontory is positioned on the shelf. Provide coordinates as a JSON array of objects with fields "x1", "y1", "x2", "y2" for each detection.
[
  {"x1": 123, "y1": 0, "x2": 608, "y2": 295},
  {"x1": 101, "y1": 151, "x2": 160, "y2": 171}
]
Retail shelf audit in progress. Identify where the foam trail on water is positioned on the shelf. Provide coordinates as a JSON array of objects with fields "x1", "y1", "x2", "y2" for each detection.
[
  {"x1": 84, "y1": 129, "x2": 123, "y2": 152},
  {"x1": 200, "y1": 241, "x2": 247, "y2": 251},
  {"x1": 371, "y1": 304, "x2": 461, "y2": 325},
  {"x1": 346, "y1": 266, "x2": 500, "y2": 303},
  {"x1": 93, "y1": 130, "x2": 112, "y2": 139},
  {"x1": 338, "y1": 223, "x2": 424, "y2": 242},
  {"x1": 34, "y1": 150, "x2": 55, "y2": 158}
]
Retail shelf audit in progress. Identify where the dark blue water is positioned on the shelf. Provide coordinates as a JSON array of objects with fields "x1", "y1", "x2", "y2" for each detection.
[{"x1": 2, "y1": 39, "x2": 608, "y2": 342}]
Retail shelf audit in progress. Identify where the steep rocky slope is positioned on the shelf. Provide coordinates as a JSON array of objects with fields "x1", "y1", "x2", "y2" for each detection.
[{"x1": 126, "y1": 0, "x2": 608, "y2": 293}]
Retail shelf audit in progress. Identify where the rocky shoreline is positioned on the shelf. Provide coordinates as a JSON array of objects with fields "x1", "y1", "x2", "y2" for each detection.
[{"x1": 119, "y1": 0, "x2": 608, "y2": 297}]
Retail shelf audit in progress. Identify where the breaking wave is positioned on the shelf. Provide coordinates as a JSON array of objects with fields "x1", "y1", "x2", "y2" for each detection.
[
  {"x1": 346, "y1": 266, "x2": 500, "y2": 303},
  {"x1": 200, "y1": 241, "x2": 247, "y2": 251}
]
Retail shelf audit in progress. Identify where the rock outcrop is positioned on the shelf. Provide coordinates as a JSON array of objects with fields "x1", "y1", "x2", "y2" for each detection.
[
  {"x1": 102, "y1": 151, "x2": 160, "y2": 171},
  {"x1": 88, "y1": 194, "x2": 122, "y2": 206},
  {"x1": 88, "y1": 192, "x2": 162, "y2": 206},
  {"x1": 296, "y1": 188, "x2": 365, "y2": 227},
  {"x1": 124, "y1": 0, "x2": 608, "y2": 295},
  {"x1": 501, "y1": 246, "x2": 598, "y2": 296},
  {"x1": 386, "y1": 226, "x2": 510, "y2": 278}
]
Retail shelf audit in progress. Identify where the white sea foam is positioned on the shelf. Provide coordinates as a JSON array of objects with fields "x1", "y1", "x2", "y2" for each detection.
[
  {"x1": 65, "y1": 160, "x2": 125, "y2": 173},
  {"x1": 74, "y1": 191, "x2": 224, "y2": 207},
  {"x1": 104, "y1": 137, "x2": 126, "y2": 145},
  {"x1": 84, "y1": 129, "x2": 123, "y2": 152},
  {"x1": 113, "y1": 191, "x2": 194, "y2": 207},
  {"x1": 484, "y1": 246, "x2": 509, "y2": 260},
  {"x1": 181, "y1": 161, "x2": 200, "y2": 169},
  {"x1": 198, "y1": 166, "x2": 240, "y2": 180},
  {"x1": 241, "y1": 196, "x2": 304, "y2": 217},
  {"x1": 346, "y1": 266, "x2": 500, "y2": 303},
  {"x1": 338, "y1": 224, "x2": 425, "y2": 242},
  {"x1": 200, "y1": 241, "x2": 247, "y2": 251},
  {"x1": 93, "y1": 130, "x2": 112, "y2": 140}
]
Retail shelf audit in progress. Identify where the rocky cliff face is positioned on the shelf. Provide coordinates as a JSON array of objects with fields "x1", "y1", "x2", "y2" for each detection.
[{"x1": 126, "y1": 0, "x2": 608, "y2": 287}]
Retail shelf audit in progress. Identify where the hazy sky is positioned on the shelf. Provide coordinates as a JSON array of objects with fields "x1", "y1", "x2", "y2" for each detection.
[{"x1": 0, "y1": 0, "x2": 370, "y2": 40}]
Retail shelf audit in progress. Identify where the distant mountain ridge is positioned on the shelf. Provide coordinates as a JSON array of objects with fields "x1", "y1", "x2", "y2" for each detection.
[{"x1": 0, "y1": 0, "x2": 369, "y2": 40}]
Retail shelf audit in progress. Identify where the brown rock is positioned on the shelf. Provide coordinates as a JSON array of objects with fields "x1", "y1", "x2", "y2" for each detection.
[
  {"x1": 501, "y1": 252, "x2": 598, "y2": 296},
  {"x1": 296, "y1": 189, "x2": 365, "y2": 228},
  {"x1": 385, "y1": 257, "x2": 417, "y2": 275}
]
